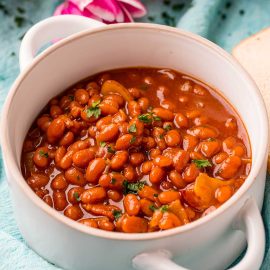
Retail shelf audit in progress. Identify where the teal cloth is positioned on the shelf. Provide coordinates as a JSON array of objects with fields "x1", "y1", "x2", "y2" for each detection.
[{"x1": 0, "y1": 0, "x2": 270, "y2": 269}]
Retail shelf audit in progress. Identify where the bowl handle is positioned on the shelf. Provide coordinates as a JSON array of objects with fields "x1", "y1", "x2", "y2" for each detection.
[
  {"x1": 19, "y1": 15, "x2": 105, "y2": 71},
  {"x1": 132, "y1": 198, "x2": 265, "y2": 270}
]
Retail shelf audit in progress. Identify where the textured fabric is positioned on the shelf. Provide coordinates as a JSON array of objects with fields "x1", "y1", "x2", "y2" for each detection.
[{"x1": 0, "y1": 0, "x2": 270, "y2": 269}]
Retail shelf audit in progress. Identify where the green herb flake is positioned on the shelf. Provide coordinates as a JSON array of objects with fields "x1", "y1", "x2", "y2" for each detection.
[
  {"x1": 111, "y1": 178, "x2": 116, "y2": 184},
  {"x1": 123, "y1": 180, "x2": 146, "y2": 195},
  {"x1": 164, "y1": 125, "x2": 172, "y2": 131},
  {"x1": 149, "y1": 205, "x2": 158, "y2": 212},
  {"x1": 154, "y1": 193, "x2": 158, "y2": 198},
  {"x1": 100, "y1": 141, "x2": 106, "y2": 147},
  {"x1": 159, "y1": 134, "x2": 164, "y2": 139},
  {"x1": 138, "y1": 113, "x2": 152, "y2": 124},
  {"x1": 73, "y1": 192, "x2": 80, "y2": 202},
  {"x1": 130, "y1": 136, "x2": 136, "y2": 144},
  {"x1": 153, "y1": 116, "x2": 161, "y2": 122},
  {"x1": 193, "y1": 159, "x2": 212, "y2": 169},
  {"x1": 107, "y1": 146, "x2": 116, "y2": 154},
  {"x1": 85, "y1": 100, "x2": 101, "y2": 119},
  {"x1": 128, "y1": 124, "x2": 137, "y2": 133},
  {"x1": 160, "y1": 205, "x2": 169, "y2": 213},
  {"x1": 68, "y1": 95, "x2": 74, "y2": 101},
  {"x1": 39, "y1": 150, "x2": 49, "y2": 158},
  {"x1": 112, "y1": 210, "x2": 122, "y2": 221}
]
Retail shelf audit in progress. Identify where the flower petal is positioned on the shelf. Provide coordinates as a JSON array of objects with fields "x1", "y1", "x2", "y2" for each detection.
[
  {"x1": 119, "y1": 3, "x2": 134, "y2": 22},
  {"x1": 118, "y1": 0, "x2": 147, "y2": 18},
  {"x1": 69, "y1": 0, "x2": 94, "y2": 11},
  {"x1": 54, "y1": 1, "x2": 84, "y2": 15},
  {"x1": 86, "y1": 0, "x2": 124, "y2": 22}
]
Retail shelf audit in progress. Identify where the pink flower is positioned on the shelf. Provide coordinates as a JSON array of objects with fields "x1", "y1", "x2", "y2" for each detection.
[{"x1": 54, "y1": 0, "x2": 147, "y2": 23}]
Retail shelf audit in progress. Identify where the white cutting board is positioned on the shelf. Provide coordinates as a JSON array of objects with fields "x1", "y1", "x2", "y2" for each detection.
[{"x1": 232, "y1": 28, "x2": 270, "y2": 170}]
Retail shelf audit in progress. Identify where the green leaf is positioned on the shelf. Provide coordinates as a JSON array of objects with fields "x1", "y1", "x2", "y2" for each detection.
[
  {"x1": 111, "y1": 178, "x2": 116, "y2": 184},
  {"x1": 193, "y1": 159, "x2": 212, "y2": 169},
  {"x1": 112, "y1": 210, "x2": 122, "y2": 221},
  {"x1": 85, "y1": 100, "x2": 101, "y2": 119},
  {"x1": 153, "y1": 116, "x2": 161, "y2": 122},
  {"x1": 164, "y1": 125, "x2": 172, "y2": 131},
  {"x1": 100, "y1": 141, "x2": 106, "y2": 147},
  {"x1": 138, "y1": 113, "x2": 152, "y2": 124},
  {"x1": 39, "y1": 150, "x2": 48, "y2": 158},
  {"x1": 128, "y1": 124, "x2": 137, "y2": 133},
  {"x1": 153, "y1": 193, "x2": 158, "y2": 198},
  {"x1": 73, "y1": 192, "x2": 80, "y2": 202},
  {"x1": 149, "y1": 204, "x2": 158, "y2": 212},
  {"x1": 107, "y1": 146, "x2": 116, "y2": 154},
  {"x1": 130, "y1": 136, "x2": 136, "y2": 144},
  {"x1": 123, "y1": 180, "x2": 146, "y2": 195},
  {"x1": 160, "y1": 205, "x2": 169, "y2": 213},
  {"x1": 68, "y1": 95, "x2": 74, "y2": 101},
  {"x1": 159, "y1": 134, "x2": 164, "y2": 139}
]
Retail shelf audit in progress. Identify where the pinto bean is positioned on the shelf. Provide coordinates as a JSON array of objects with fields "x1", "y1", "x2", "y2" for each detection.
[
  {"x1": 72, "y1": 148, "x2": 95, "y2": 168},
  {"x1": 53, "y1": 191, "x2": 68, "y2": 211},
  {"x1": 152, "y1": 108, "x2": 174, "y2": 121},
  {"x1": 86, "y1": 158, "x2": 106, "y2": 183},
  {"x1": 82, "y1": 204, "x2": 120, "y2": 220},
  {"x1": 217, "y1": 156, "x2": 242, "y2": 179},
  {"x1": 64, "y1": 205, "x2": 83, "y2": 220},
  {"x1": 149, "y1": 166, "x2": 166, "y2": 184},
  {"x1": 158, "y1": 191, "x2": 180, "y2": 204},
  {"x1": 47, "y1": 118, "x2": 65, "y2": 143},
  {"x1": 124, "y1": 194, "x2": 140, "y2": 216},
  {"x1": 65, "y1": 167, "x2": 87, "y2": 186},
  {"x1": 27, "y1": 173, "x2": 49, "y2": 189},
  {"x1": 121, "y1": 216, "x2": 148, "y2": 233},
  {"x1": 110, "y1": 151, "x2": 129, "y2": 170},
  {"x1": 80, "y1": 187, "x2": 107, "y2": 204},
  {"x1": 51, "y1": 173, "x2": 68, "y2": 190},
  {"x1": 96, "y1": 123, "x2": 119, "y2": 142}
]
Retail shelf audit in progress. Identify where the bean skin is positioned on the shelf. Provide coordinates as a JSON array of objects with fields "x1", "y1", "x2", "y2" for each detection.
[
  {"x1": 121, "y1": 216, "x2": 148, "y2": 233},
  {"x1": 164, "y1": 130, "x2": 182, "y2": 147},
  {"x1": 188, "y1": 125, "x2": 218, "y2": 139},
  {"x1": 27, "y1": 173, "x2": 49, "y2": 189},
  {"x1": 79, "y1": 218, "x2": 98, "y2": 228},
  {"x1": 140, "y1": 199, "x2": 155, "y2": 217},
  {"x1": 53, "y1": 191, "x2": 68, "y2": 211},
  {"x1": 158, "y1": 191, "x2": 180, "y2": 204},
  {"x1": 123, "y1": 165, "x2": 136, "y2": 182},
  {"x1": 86, "y1": 158, "x2": 106, "y2": 183},
  {"x1": 82, "y1": 204, "x2": 120, "y2": 220},
  {"x1": 59, "y1": 151, "x2": 74, "y2": 170},
  {"x1": 72, "y1": 148, "x2": 95, "y2": 168},
  {"x1": 67, "y1": 187, "x2": 85, "y2": 204},
  {"x1": 159, "y1": 212, "x2": 182, "y2": 230},
  {"x1": 183, "y1": 134, "x2": 199, "y2": 151},
  {"x1": 64, "y1": 205, "x2": 83, "y2": 220},
  {"x1": 59, "y1": 131, "x2": 74, "y2": 147},
  {"x1": 107, "y1": 190, "x2": 122, "y2": 202},
  {"x1": 80, "y1": 187, "x2": 107, "y2": 204},
  {"x1": 174, "y1": 113, "x2": 189, "y2": 128},
  {"x1": 43, "y1": 195, "x2": 53, "y2": 207},
  {"x1": 47, "y1": 118, "x2": 65, "y2": 143},
  {"x1": 215, "y1": 186, "x2": 233, "y2": 203},
  {"x1": 217, "y1": 156, "x2": 242, "y2": 179},
  {"x1": 152, "y1": 108, "x2": 174, "y2": 121},
  {"x1": 149, "y1": 166, "x2": 166, "y2": 184},
  {"x1": 200, "y1": 139, "x2": 221, "y2": 158},
  {"x1": 110, "y1": 151, "x2": 129, "y2": 170},
  {"x1": 96, "y1": 116, "x2": 112, "y2": 130},
  {"x1": 33, "y1": 147, "x2": 50, "y2": 168},
  {"x1": 138, "y1": 185, "x2": 159, "y2": 201},
  {"x1": 183, "y1": 163, "x2": 200, "y2": 183},
  {"x1": 74, "y1": 89, "x2": 89, "y2": 105},
  {"x1": 96, "y1": 123, "x2": 119, "y2": 142},
  {"x1": 141, "y1": 161, "x2": 153, "y2": 175},
  {"x1": 98, "y1": 219, "x2": 115, "y2": 231},
  {"x1": 169, "y1": 170, "x2": 186, "y2": 188},
  {"x1": 130, "y1": 152, "x2": 145, "y2": 166},
  {"x1": 124, "y1": 194, "x2": 140, "y2": 216},
  {"x1": 51, "y1": 173, "x2": 68, "y2": 190},
  {"x1": 65, "y1": 167, "x2": 86, "y2": 186},
  {"x1": 153, "y1": 155, "x2": 172, "y2": 167},
  {"x1": 115, "y1": 134, "x2": 134, "y2": 150}
]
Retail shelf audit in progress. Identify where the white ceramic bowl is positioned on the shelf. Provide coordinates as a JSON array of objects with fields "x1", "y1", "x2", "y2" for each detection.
[{"x1": 0, "y1": 15, "x2": 268, "y2": 270}]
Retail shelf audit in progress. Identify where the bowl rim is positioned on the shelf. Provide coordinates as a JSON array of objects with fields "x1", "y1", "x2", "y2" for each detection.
[{"x1": 1, "y1": 22, "x2": 268, "y2": 241}]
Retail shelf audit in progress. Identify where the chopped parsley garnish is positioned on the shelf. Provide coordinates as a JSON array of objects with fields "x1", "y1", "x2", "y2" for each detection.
[
  {"x1": 153, "y1": 193, "x2": 158, "y2": 198},
  {"x1": 164, "y1": 125, "x2": 172, "y2": 131},
  {"x1": 138, "y1": 112, "x2": 161, "y2": 124},
  {"x1": 160, "y1": 205, "x2": 169, "y2": 213},
  {"x1": 85, "y1": 100, "x2": 101, "y2": 119},
  {"x1": 68, "y1": 95, "x2": 74, "y2": 101},
  {"x1": 112, "y1": 210, "x2": 122, "y2": 220},
  {"x1": 193, "y1": 159, "x2": 212, "y2": 169},
  {"x1": 107, "y1": 146, "x2": 116, "y2": 154},
  {"x1": 100, "y1": 141, "x2": 106, "y2": 147},
  {"x1": 123, "y1": 180, "x2": 146, "y2": 195},
  {"x1": 39, "y1": 150, "x2": 49, "y2": 158},
  {"x1": 130, "y1": 136, "x2": 136, "y2": 144},
  {"x1": 149, "y1": 205, "x2": 158, "y2": 212},
  {"x1": 73, "y1": 192, "x2": 80, "y2": 202},
  {"x1": 159, "y1": 134, "x2": 164, "y2": 139},
  {"x1": 128, "y1": 124, "x2": 137, "y2": 133},
  {"x1": 111, "y1": 178, "x2": 116, "y2": 184}
]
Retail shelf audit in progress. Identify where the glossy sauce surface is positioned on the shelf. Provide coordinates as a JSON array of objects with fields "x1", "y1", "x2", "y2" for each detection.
[{"x1": 21, "y1": 68, "x2": 251, "y2": 233}]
